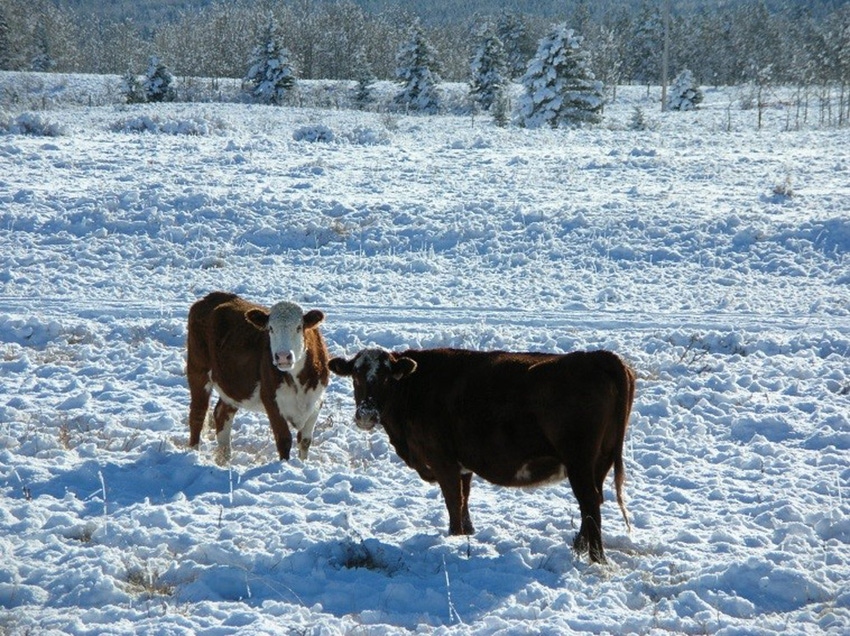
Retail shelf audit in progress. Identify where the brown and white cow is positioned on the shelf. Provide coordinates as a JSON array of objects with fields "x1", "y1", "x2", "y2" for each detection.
[
  {"x1": 329, "y1": 347, "x2": 635, "y2": 564},
  {"x1": 186, "y1": 291, "x2": 329, "y2": 463}
]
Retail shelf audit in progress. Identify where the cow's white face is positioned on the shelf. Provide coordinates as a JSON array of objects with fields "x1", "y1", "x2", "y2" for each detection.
[
  {"x1": 246, "y1": 301, "x2": 324, "y2": 373},
  {"x1": 267, "y1": 302, "x2": 309, "y2": 372},
  {"x1": 329, "y1": 348, "x2": 417, "y2": 430}
]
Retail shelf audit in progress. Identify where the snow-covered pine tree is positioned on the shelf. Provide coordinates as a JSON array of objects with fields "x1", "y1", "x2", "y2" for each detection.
[
  {"x1": 469, "y1": 25, "x2": 508, "y2": 114},
  {"x1": 245, "y1": 22, "x2": 296, "y2": 106},
  {"x1": 143, "y1": 56, "x2": 176, "y2": 103},
  {"x1": 630, "y1": 1, "x2": 664, "y2": 91},
  {"x1": 30, "y1": 26, "x2": 54, "y2": 72},
  {"x1": 121, "y1": 71, "x2": 146, "y2": 104},
  {"x1": 351, "y1": 46, "x2": 375, "y2": 110},
  {"x1": 496, "y1": 11, "x2": 533, "y2": 80},
  {"x1": 667, "y1": 69, "x2": 704, "y2": 111},
  {"x1": 629, "y1": 106, "x2": 650, "y2": 130},
  {"x1": 518, "y1": 23, "x2": 604, "y2": 128},
  {"x1": 394, "y1": 22, "x2": 441, "y2": 114}
]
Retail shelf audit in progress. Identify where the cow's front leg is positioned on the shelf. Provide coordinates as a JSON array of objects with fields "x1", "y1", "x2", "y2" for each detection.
[
  {"x1": 295, "y1": 411, "x2": 319, "y2": 460},
  {"x1": 271, "y1": 418, "x2": 293, "y2": 460},
  {"x1": 438, "y1": 472, "x2": 472, "y2": 536},
  {"x1": 263, "y1": 407, "x2": 292, "y2": 461},
  {"x1": 213, "y1": 399, "x2": 237, "y2": 465},
  {"x1": 261, "y1": 388, "x2": 293, "y2": 460}
]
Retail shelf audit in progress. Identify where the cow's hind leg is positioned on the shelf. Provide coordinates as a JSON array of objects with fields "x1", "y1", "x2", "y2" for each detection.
[
  {"x1": 187, "y1": 372, "x2": 211, "y2": 449},
  {"x1": 461, "y1": 472, "x2": 474, "y2": 534},
  {"x1": 213, "y1": 399, "x2": 238, "y2": 464},
  {"x1": 568, "y1": 466, "x2": 606, "y2": 564}
]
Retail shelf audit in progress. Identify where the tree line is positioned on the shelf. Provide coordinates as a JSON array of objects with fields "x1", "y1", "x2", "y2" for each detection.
[{"x1": 0, "y1": 0, "x2": 848, "y2": 93}]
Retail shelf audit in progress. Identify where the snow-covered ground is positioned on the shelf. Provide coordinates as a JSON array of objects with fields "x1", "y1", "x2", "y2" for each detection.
[{"x1": 1, "y1": 73, "x2": 849, "y2": 635}]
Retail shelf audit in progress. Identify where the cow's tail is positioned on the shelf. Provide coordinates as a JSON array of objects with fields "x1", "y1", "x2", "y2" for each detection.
[{"x1": 613, "y1": 359, "x2": 636, "y2": 533}]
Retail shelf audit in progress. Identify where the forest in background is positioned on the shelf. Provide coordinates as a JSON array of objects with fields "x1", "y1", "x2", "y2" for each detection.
[{"x1": 0, "y1": 1, "x2": 848, "y2": 93}]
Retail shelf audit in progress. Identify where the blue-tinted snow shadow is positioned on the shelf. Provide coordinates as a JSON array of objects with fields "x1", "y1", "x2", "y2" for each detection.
[
  {"x1": 9, "y1": 452, "x2": 572, "y2": 627},
  {"x1": 6, "y1": 449, "x2": 277, "y2": 513},
  {"x1": 177, "y1": 534, "x2": 563, "y2": 629}
]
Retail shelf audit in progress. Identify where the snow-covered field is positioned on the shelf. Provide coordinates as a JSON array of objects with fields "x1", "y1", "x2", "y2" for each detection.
[{"x1": 1, "y1": 73, "x2": 849, "y2": 634}]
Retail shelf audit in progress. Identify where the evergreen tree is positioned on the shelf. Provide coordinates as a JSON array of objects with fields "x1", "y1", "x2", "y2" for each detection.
[
  {"x1": 629, "y1": 0, "x2": 663, "y2": 87},
  {"x1": 734, "y1": 1, "x2": 782, "y2": 83},
  {"x1": 0, "y1": 8, "x2": 12, "y2": 70},
  {"x1": 394, "y1": 21, "x2": 441, "y2": 114},
  {"x1": 81, "y1": 18, "x2": 149, "y2": 76},
  {"x1": 496, "y1": 11, "x2": 534, "y2": 80},
  {"x1": 351, "y1": 46, "x2": 375, "y2": 109},
  {"x1": 629, "y1": 106, "x2": 650, "y2": 131},
  {"x1": 667, "y1": 69, "x2": 704, "y2": 111},
  {"x1": 120, "y1": 71, "x2": 146, "y2": 104},
  {"x1": 245, "y1": 22, "x2": 296, "y2": 106},
  {"x1": 143, "y1": 56, "x2": 176, "y2": 102},
  {"x1": 469, "y1": 25, "x2": 508, "y2": 113},
  {"x1": 571, "y1": 0, "x2": 592, "y2": 38},
  {"x1": 2, "y1": 0, "x2": 847, "y2": 96},
  {"x1": 318, "y1": 0, "x2": 371, "y2": 80},
  {"x1": 30, "y1": 25, "x2": 54, "y2": 72},
  {"x1": 518, "y1": 23, "x2": 604, "y2": 129}
]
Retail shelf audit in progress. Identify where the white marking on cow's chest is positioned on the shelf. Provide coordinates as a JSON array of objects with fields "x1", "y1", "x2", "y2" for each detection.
[
  {"x1": 209, "y1": 373, "x2": 325, "y2": 429},
  {"x1": 274, "y1": 382, "x2": 324, "y2": 430}
]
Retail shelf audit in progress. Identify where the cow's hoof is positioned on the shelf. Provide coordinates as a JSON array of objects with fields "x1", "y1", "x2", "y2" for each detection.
[
  {"x1": 573, "y1": 533, "x2": 588, "y2": 554},
  {"x1": 215, "y1": 445, "x2": 232, "y2": 466},
  {"x1": 588, "y1": 545, "x2": 608, "y2": 564},
  {"x1": 297, "y1": 439, "x2": 311, "y2": 460},
  {"x1": 574, "y1": 534, "x2": 607, "y2": 564}
]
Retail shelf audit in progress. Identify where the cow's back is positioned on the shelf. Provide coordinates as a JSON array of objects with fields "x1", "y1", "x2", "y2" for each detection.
[
  {"x1": 527, "y1": 349, "x2": 632, "y2": 436},
  {"x1": 399, "y1": 346, "x2": 555, "y2": 408},
  {"x1": 187, "y1": 292, "x2": 267, "y2": 401},
  {"x1": 187, "y1": 292, "x2": 237, "y2": 372},
  {"x1": 380, "y1": 349, "x2": 553, "y2": 481},
  {"x1": 388, "y1": 348, "x2": 548, "y2": 418},
  {"x1": 383, "y1": 348, "x2": 631, "y2": 489}
]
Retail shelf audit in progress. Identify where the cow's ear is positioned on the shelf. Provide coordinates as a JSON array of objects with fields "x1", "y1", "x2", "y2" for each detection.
[
  {"x1": 303, "y1": 309, "x2": 325, "y2": 330},
  {"x1": 391, "y1": 356, "x2": 417, "y2": 380},
  {"x1": 245, "y1": 308, "x2": 270, "y2": 330},
  {"x1": 329, "y1": 356, "x2": 355, "y2": 376}
]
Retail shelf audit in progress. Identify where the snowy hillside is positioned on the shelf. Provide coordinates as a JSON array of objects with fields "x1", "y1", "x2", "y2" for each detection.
[{"x1": 1, "y1": 76, "x2": 849, "y2": 634}]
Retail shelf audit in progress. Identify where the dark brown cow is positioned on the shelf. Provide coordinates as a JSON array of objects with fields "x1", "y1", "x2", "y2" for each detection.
[
  {"x1": 186, "y1": 291, "x2": 329, "y2": 462},
  {"x1": 329, "y1": 347, "x2": 634, "y2": 563}
]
